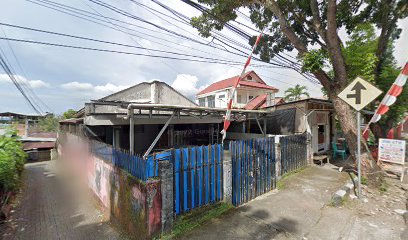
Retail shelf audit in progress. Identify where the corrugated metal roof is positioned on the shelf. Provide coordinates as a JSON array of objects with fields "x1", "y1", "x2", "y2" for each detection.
[{"x1": 23, "y1": 141, "x2": 55, "y2": 150}]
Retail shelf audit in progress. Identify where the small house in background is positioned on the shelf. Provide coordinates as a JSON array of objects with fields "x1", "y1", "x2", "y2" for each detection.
[
  {"x1": 21, "y1": 132, "x2": 57, "y2": 162},
  {"x1": 196, "y1": 71, "x2": 279, "y2": 109},
  {"x1": 263, "y1": 98, "x2": 335, "y2": 154}
]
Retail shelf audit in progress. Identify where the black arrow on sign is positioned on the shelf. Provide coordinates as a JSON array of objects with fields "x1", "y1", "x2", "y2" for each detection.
[{"x1": 346, "y1": 81, "x2": 366, "y2": 104}]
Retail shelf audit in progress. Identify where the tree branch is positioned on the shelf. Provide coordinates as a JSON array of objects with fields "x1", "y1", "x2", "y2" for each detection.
[
  {"x1": 326, "y1": 0, "x2": 348, "y2": 86},
  {"x1": 310, "y1": 0, "x2": 327, "y2": 42},
  {"x1": 262, "y1": 0, "x2": 308, "y2": 55},
  {"x1": 374, "y1": 0, "x2": 398, "y2": 81}
]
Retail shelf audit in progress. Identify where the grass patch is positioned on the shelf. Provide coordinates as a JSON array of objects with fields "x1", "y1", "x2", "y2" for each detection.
[
  {"x1": 329, "y1": 197, "x2": 346, "y2": 207},
  {"x1": 160, "y1": 203, "x2": 234, "y2": 239},
  {"x1": 361, "y1": 176, "x2": 368, "y2": 185},
  {"x1": 277, "y1": 166, "x2": 306, "y2": 190},
  {"x1": 379, "y1": 181, "x2": 388, "y2": 193}
]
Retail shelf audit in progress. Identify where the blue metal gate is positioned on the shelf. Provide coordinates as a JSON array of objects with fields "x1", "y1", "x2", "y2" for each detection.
[
  {"x1": 280, "y1": 134, "x2": 307, "y2": 175},
  {"x1": 173, "y1": 144, "x2": 223, "y2": 215},
  {"x1": 230, "y1": 138, "x2": 276, "y2": 206}
]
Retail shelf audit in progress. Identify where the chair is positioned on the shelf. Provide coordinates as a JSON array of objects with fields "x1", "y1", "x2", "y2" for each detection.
[
  {"x1": 332, "y1": 142, "x2": 346, "y2": 160},
  {"x1": 342, "y1": 140, "x2": 349, "y2": 153}
]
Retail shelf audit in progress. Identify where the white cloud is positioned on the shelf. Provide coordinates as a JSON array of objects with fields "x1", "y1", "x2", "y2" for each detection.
[
  {"x1": 171, "y1": 74, "x2": 207, "y2": 98},
  {"x1": 0, "y1": 74, "x2": 49, "y2": 88},
  {"x1": 94, "y1": 83, "x2": 128, "y2": 93},
  {"x1": 28, "y1": 79, "x2": 49, "y2": 88},
  {"x1": 60, "y1": 81, "x2": 129, "y2": 97},
  {"x1": 61, "y1": 81, "x2": 93, "y2": 91}
]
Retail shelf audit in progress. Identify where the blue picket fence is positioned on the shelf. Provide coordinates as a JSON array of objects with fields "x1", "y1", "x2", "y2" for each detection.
[
  {"x1": 230, "y1": 137, "x2": 276, "y2": 206},
  {"x1": 280, "y1": 133, "x2": 307, "y2": 175},
  {"x1": 90, "y1": 139, "x2": 159, "y2": 181},
  {"x1": 173, "y1": 144, "x2": 223, "y2": 215}
]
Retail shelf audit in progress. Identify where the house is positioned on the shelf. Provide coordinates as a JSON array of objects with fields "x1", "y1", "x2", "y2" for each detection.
[
  {"x1": 60, "y1": 80, "x2": 276, "y2": 155},
  {"x1": 21, "y1": 132, "x2": 57, "y2": 162},
  {"x1": 263, "y1": 98, "x2": 335, "y2": 154},
  {"x1": 196, "y1": 71, "x2": 279, "y2": 109},
  {"x1": 61, "y1": 81, "x2": 221, "y2": 155}
]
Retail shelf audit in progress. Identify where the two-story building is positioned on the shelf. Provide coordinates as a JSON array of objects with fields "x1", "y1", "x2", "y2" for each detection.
[{"x1": 196, "y1": 71, "x2": 279, "y2": 109}]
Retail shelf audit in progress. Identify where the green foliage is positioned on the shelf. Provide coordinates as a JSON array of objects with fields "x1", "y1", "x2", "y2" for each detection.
[
  {"x1": 302, "y1": 50, "x2": 328, "y2": 73},
  {"x1": 284, "y1": 84, "x2": 310, "y2": 101},
  {"x1": 38, "y1": 115, "x2": 59, "y2": 132},
  {"x1": 62, "y1": 109, "x2": 76, "y2": 120},
  {"x1": 379, "y1": 181, "x2": 388, "y2": 193},
  {"x1": 343, "y1": 24, "x2": 407, "y2": 133},
  {"x1": 0, "y1": 128, "x2": 26, "y2": 192},
  {"x1": 343, "y1": 23, "x2": 379, "y2": 82},
  {"x1": 361, "y1": 176, "x2": 368, "y2": 185}
]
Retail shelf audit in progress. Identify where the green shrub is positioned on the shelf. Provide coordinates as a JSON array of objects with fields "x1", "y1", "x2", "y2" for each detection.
[{"x1": 0, "y1": 128, "x2": 26, "y2": 192}]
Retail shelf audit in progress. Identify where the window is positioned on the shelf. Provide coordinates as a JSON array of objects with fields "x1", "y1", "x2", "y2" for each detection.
[
  {"x1": 249, "y1": 95, "x2": 254, "y2": 100},
  {"x1": 207, "y1": 96, "x2": 215, "y2": 107},
  {"x1": 198, "y1": 98, "x2": 205, "y2": 106},
  {"x1": 218, "y1": 94, "x2": 225, "y2": 99},
  {"x1": 247, "y1": 75, "x2": 253, "y2": 81}
]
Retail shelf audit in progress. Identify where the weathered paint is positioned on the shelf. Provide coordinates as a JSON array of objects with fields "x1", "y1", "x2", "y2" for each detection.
[{"x1": 58, "y1": 133, "x2": 162, "y2": 238}]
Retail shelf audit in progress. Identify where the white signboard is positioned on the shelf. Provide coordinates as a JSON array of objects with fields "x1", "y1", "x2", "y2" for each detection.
[
  {"x1": 338, "y1": 77, "x2": 382, "y2": 111},
  {"x1": 378, "y1": 138, "x2": 406, "y2": 165}
]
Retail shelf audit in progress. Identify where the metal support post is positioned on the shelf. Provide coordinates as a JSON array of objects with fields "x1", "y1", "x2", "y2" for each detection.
[
  {"x1": 130, "y1": 110, "x2": 134, "y2": 154},
  {"x1": 255, "y1": 117, "x2": 264, "y2": 135},
  {"x1": 143, "y1": 112, "x2": 176, "y2": 158},
  {"x1": 357, "y1": 111, "x2": 362, "y2": 198}
]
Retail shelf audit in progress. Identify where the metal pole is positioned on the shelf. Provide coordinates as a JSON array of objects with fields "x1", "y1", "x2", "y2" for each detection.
[
  {"x1": 143, "y1": 112, "x2": 175, "y2": 158},
  {"x1": 255, "y1": 116, "x2": 265, "y2": 135},
  {"x1": 357, "y1": 111, "x2": 361, "y2": 198},
  {"x1": 130, "y1": 110, "x2": 134, "y2": 154}
]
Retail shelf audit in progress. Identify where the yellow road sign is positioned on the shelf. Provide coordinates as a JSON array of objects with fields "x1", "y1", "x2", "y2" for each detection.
[{"x1": 338, "y1": 77, "x2": 382, "y2": 111}]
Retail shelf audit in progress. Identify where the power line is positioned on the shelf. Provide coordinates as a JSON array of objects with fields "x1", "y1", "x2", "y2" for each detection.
[
  {"x1": 24, "y1": 0, "x2": 320, "y2": 86},
  {"x1": 25, "y1": 0, "x2": 286, "y2": 68},
  {"x1": 0, "y1": 36, "x2": 287, "y2": 68},
  {"x1": 0, "y1": 27, "x2": 53, "y2": 113},
  {"x1": 0, "y1": 22, "x2": 273, "y2": 65},
  {"x1": 0, "y1": 51, "x2": 42, "y2": 114}
]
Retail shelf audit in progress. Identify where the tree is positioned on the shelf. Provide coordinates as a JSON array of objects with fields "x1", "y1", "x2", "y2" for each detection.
[
  {"x1": 62, "y1": 109, "x2": 77, "y2": 120},
  {"x1": 284, "y1": 84, "x2": 310, "y2": 101},
  {"x1": 38, "y1": 115, "x2": 59, "y2": 132},
  {"x1": 342, "y1": 24, "x2": 406, "y2": 139},
  {"x1": 191, "y1": 0, "x2": 407, "y2": 178}
]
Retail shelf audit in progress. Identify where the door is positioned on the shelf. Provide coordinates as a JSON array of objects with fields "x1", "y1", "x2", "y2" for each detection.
[
  {"x1": 113, "y1": 127, "x2": 120, "y2": 149},
  {"x1": 317, "y1": 125, "x2": 325, "y2": 151}
]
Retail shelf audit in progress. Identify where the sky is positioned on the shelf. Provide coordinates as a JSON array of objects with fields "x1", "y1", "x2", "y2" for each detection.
[{"x1": 0, "y1": 0, "x2": 407, "y2": 115}]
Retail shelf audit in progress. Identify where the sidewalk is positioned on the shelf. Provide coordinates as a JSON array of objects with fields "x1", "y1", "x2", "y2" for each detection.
[
  {"x1": 180, "y1": 165, "x2": 407, "y2": 240},
  {"x1": 1, "y1": 160, "x2": 126, "y2": 240}
]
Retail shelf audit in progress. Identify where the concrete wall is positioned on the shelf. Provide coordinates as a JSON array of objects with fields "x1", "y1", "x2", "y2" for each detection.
[
  {"x1": 58, "y1": 133, "x2": 162, "y2": 238},
  {"x1": 86, "y1": 81, "x2": 197, "y2": 115}
]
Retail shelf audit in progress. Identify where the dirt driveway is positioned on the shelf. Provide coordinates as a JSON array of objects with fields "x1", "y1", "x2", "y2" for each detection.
[{"x1": 180, "y1": 165, "x2": 407, "y2": 240}]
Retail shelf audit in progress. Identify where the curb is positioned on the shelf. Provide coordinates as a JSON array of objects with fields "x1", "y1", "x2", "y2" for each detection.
[{"x1": 331, "y1": 181, "x2": 355, "y2": 207}]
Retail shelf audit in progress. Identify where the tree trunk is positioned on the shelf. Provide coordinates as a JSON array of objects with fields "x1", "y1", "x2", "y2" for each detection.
[{"x1": 331, "y1": 94, "x2": 383, "y2": 185}]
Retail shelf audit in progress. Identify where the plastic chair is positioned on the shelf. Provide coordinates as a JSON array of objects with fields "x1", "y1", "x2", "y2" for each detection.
[
  {"x1": 342, "y1": 140, "x2": 349, "y2": 153},
  {"x1": 332, "y1": 142, "x2": 346, "y2": 160}
]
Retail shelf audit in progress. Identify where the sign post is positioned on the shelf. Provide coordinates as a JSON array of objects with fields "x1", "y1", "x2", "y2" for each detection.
[
  {"x1": 356, "y1": 111, "x2": 361, "y2": 197},
  {"x1": 338, "y1": 77, "x2": 382, "y2": 198}
]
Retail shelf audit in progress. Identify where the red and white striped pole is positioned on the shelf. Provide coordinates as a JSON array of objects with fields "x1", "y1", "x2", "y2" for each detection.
[
  {"x1": 362, "y1": 62, "x2": 408, "y2": 139},
  {"x1": 221, "y1": 31, "x2": 264, "y2": 143}
]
